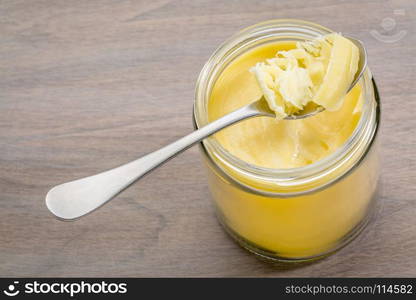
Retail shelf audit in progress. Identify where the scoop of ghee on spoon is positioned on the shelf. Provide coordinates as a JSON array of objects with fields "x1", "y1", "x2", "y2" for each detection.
[{"x1": 250, "y1": 33, "x2": 361, "y2": 119}]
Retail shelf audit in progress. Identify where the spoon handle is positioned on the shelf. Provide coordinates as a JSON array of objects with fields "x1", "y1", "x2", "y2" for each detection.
[{"x1": 46, "y1": 102, "x2": 264, "y2": 220}]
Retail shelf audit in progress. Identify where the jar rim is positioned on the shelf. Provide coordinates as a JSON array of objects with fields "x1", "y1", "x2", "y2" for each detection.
[{"x1": 193, "y1": 19, "x2": 380, "y2": 195}]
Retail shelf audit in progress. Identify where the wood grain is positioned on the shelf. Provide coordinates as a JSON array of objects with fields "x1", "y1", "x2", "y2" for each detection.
[{"x1": 0, "y1": 0, "x2": 415, "y2": 277}]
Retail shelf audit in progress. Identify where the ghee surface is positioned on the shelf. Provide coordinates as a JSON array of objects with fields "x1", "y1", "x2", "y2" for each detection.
[{"x1": 209, "y1": 41, "x2": 362, "y2": 169}]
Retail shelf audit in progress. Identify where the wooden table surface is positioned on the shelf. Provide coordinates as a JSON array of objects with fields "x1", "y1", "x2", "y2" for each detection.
[{"x1": 1, "y1": 0, "x2": 415, "y2": 277}]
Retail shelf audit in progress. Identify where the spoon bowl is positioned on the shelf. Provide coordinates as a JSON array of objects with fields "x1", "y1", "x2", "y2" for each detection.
[{"x1": 283, "y1": 35, "x2": 367, "y2": 120}]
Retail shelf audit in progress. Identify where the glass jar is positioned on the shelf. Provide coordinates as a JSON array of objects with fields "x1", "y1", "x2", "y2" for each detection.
[{"x1": 193, "y1": 19, "x2": 380, "y2": 261}]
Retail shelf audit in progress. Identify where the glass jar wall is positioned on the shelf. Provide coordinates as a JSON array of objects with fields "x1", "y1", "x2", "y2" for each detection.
[{"x1": 194, "y1": 20, "x2": 380, "y2": 261}]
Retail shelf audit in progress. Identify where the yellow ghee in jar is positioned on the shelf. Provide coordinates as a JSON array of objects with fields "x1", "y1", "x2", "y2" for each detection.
[{"x1": 206, "y1": 40, "x2": 377, "y2": 258}]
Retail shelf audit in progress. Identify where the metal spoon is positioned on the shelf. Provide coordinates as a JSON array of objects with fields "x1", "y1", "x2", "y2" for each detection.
[{"x1": 46, "y1": 37, "x2": 367, "y2": 220}]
